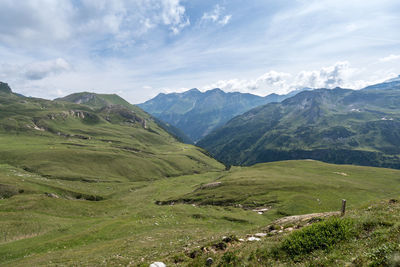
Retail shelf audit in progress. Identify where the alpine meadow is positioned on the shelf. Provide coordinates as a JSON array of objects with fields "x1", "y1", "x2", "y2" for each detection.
[{"x1": 1, "y1": 1, "x2": 400, "y2": 267}]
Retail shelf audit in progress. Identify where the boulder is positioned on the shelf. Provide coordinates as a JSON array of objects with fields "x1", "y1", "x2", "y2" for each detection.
[
  {"x1": 247, "y1": 236, "x2": 261, "y2": 242},
  {"x1": 45, "y1": 192, "x2": 59, "y2": 198},
  {"x1": 206, "y1": 257, "x2": 214, "y2": 266}
]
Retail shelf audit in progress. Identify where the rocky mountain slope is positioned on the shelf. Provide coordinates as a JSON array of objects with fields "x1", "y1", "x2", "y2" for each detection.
[
  {"x1": 57, "y1": 92, "x2": 193, "y2": 144},
  {"x1": 198, "y1": 83, "x2": 400, "y2": 168}
]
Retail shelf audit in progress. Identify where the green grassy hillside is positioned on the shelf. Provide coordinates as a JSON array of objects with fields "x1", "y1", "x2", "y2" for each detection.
[
  {"x1": 0, "y1": 84, "x2": 224, "y2": 183},
  {"x1": 57, "y1": 91, "x2": 193, "y2": 143},
  {"x1": 1, "y1": 159, "x2": 399, "y2": 266},
  {"x1": 160, "y1": 160, "x2": 400, "y2": 217},
  {"x1": 198, "y1": 88, "x2": 400, "y2": 168}
]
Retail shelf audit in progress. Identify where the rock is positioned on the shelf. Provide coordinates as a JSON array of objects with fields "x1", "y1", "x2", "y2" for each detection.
[
  {"x1": 252, "y1": 207, "x2": 270, "y2": 214},
  {"x1": 0, "y1": 82, "x2": 12, "y2": 93},
  {"x1": 206, "y1": 257, "x2": 214, "y2": 266},
  {"x1": 286, "y1": 227, "x2": 294, "y2": 232},
  {"x1": 213, "y1": 242, "x2": 227, "y2": 250},
  {"x1": 45, "y1": 192, "x2": 59, "y2": 198},
  {"x1": 247, "y1": 236, "x2": 261, "y2": 242},
  {"x1": 222, "y1": 236, "x2": 235, "y2": 243},
  {"x1": 149, "y1": 262, "x2": 166, "y2": 267},
  {"x1": 238, "y1": 238, "x2": 245, "y2": 242},
  {"x1": 254, "y1": 233, "x2": 267, "y2": 237},
  {"x1": 200, "y1": 182, "x2": 222, "y2": 189}
]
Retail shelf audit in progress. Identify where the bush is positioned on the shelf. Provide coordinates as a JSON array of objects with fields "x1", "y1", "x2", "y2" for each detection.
[{"x1": 280, "y1": 218, "x2": 355, "y2": 259}]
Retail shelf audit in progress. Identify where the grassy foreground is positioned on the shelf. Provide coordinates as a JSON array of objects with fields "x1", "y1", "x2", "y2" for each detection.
[
  {"x1": 187, "y1": 199, "x2": 400, "y2": 266},
  {"x1": 1, "y1": 160, "x2": 400, "y2": 266}
]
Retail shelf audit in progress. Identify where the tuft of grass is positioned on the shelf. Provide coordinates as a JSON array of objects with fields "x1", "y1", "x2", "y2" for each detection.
[
  {"x1": 277, "y1": 217, "x2": 355, "y2": 260},
  {"x1": 220, "y1": 251, "x2": 240, "y2": 266}
]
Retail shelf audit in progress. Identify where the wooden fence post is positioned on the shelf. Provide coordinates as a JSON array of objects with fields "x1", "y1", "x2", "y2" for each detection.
[{"x1": 341, "y1": 199, "x2": 346, "y2": 216}]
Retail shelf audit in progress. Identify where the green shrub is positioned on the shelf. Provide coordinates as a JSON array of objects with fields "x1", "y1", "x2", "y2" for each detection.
[{"x1": 280, "y1": 218, "x2": 355, "y2": 259}]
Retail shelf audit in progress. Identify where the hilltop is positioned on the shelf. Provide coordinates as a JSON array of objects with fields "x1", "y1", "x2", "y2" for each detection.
[{"x1": 57, "y1": 92, "x2": 193, "y2": 144}]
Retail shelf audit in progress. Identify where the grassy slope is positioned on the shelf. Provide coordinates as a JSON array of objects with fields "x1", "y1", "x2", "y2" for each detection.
[
  {"x1": 188, "y1": 199, "x2": 400, "y2": 266},
  {"x1": 0, "y1": 91, "x2": 223, "y2": 183},
  {"x1": 0, "y1": 166, "x2": 268, "y2": 266},
  {"x1": 162, "y1": 160, "x2": 400, "y2": 217},
  {"x1": 1, "y1": 160, "x2": 400, "y2": 266},
  {"x1": 57, "y1": 92, "x2": 194, "y2": 144}
]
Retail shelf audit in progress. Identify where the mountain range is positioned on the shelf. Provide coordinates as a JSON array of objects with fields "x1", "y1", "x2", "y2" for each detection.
[
  {"x1": 138, "y1": 88, "x2": 304, "y2": 142},
  {"x1": 198, "y1": 80, "x2": 400, "y2": 169},
  {"x1": 2, "y1": 79, "x2": 400, "y2": 266}
]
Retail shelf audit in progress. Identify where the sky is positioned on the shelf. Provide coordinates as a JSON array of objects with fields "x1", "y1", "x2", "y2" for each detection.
[{"x1": 0, "y1": 0, "x2": 400, "y2": 103}]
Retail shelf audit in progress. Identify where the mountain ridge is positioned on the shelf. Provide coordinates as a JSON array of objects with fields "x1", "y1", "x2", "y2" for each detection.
[
  {"x1": 198, "y1": 85, "x2": 400, "y2": 168},
  {"x1": 139, "y1": 88, "x2": 306, "y2": 142}
]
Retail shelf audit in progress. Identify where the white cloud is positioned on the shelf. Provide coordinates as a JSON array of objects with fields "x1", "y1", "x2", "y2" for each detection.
[
  {"x1": 201, "y1": 5, "x2": 232, "y2": 26},
  {"x1": 24, "y1": 58, "x2": 71, "y2": 80},
  {"x1": 294, "y1": 61, "x2": 354, "y2": 89},
  {"x1": 160, "y1": 0, "x2": 190, "y2": 34},
  {"x1": 0, "y1": 58, "x2": 71, "y2": 81},
  {"x1": 0, "y1": 0, "x2": 190, "y2": 48},
  {"x1": 380, "y1": 54, "x2": 400, "y2": 62},
  {"x1": 202, "y1": 62, "x2": 384, "y2": 95},
  {"x1": 0, "y1": 1, "x2": 74, "y2": 45}
]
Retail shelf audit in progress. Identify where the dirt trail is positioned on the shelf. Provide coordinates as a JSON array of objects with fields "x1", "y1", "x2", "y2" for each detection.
[{"x1": 272, "y1": 211, "x2": 341, "y2": 225}]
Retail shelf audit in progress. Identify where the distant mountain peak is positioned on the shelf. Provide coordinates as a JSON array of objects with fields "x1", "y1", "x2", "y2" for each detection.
[
  {"x1": 183, "y1": 88, "x2": 201, "y2": 95},
  {"x1": 385, "y1": 75, "x2": 400, "y2": 83},
  {"x1": 363, "y1": 75, "x2": 400, "y2": 90},
  {"x1": 0, "y1": 82, "x2": 12, "y2": 94},
  {"x1": 206, "y1": 88, "x2": 224, "y2": 94},
  {"x1": 138, "y1": 87, "x2": 302, "y2": 142}
]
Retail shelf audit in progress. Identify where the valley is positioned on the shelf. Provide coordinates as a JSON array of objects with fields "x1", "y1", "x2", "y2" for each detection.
[
  {"x1": 2, "y1": 2, "x2": 400, "y2": 266},
  {"x1": 1, "y1": 82, "x2": 400, "y2": 266},
  {"x1": 1, "y1": 156, "x2": 400, "y2": 266}
]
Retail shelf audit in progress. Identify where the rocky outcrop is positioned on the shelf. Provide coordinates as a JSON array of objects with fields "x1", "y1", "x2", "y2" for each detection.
[{"x1": 0, "y1": 82, "x2": 12, "y2": 94}]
